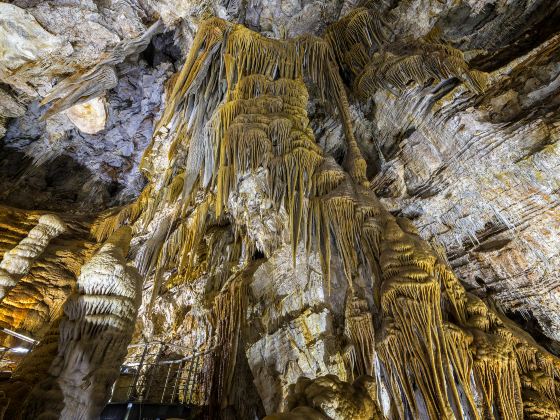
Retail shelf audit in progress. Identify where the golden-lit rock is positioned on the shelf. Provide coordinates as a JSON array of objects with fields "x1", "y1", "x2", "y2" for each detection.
[
  {"x1": 0, "y1": 206, "x2": 93, "y2": 337},
  {"x1": 0, "y1": 214, "x2": 66, "y2": 300},
  {"x1": 65, "y1": 97, "x2": 108, "y2": 134},
  {"x1": 1, "y1": 3, "x2": 560, "y2": 420},
  {"x1": 265, "y1": 375, "x2": 382, "y2": 420}
]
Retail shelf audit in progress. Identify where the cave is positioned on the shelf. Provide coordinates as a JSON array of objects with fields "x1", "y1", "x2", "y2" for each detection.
[{"x1": 0, "y1": 1, "x2": 560, "y2": 419}]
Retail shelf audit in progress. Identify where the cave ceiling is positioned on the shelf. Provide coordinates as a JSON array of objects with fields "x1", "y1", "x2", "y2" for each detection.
[{"x1": 0, "y1": 0, "x2": 559, "y2": 419}]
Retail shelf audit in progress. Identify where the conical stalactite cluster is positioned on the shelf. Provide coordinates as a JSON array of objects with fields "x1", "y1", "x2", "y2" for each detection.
[
  {"x1": 375, "y1": 214, "x2": 560, "y2": 419},
  {"x1": 324, "y1": 7, "x2": 488, "y2": 96},
  {"x1": 325, "y1": 7, "x2": 393, "y2": 77},
  {"x1": 22, "y1": 227, "x2": 142, "y2": 420},
  {"x1": 344, "y1": 295, "x2": 376, "y2": 379},
  {"x1": 87, "y1": 14, "x2": 560, "y2": 419},
  {"x1": 93, "y1": 15, "x2": 377, "y2": 334},
  {"x1": 354, "y1": 41, "x2": 488, "y2": 97},
  {"x1": 210, "y1": 268, "x2": 252, "y2": 408},
  {"x1": 376, "y1": 219, "x2": 446, "y2": 417}
]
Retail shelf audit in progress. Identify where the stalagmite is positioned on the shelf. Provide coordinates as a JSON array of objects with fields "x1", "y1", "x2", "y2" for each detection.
[
  {"x1": 23, "y1": 227, "x2": 142, "y2": 420},
  {"x1": 0, "y1": 214, "x2": 66, "y2": 301}
]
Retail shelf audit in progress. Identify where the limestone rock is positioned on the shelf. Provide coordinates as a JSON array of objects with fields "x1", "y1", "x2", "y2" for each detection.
[
  {"x1": 0, "y1": 214, "x2": 66, "y2": 300},
  {"x1": 0, "y1": 3, "x2": 65, "y2": 71},
  {"x1": 65, "y1": 97, "x2": 108, "y2": 134},
  {"x1": 265, "y1": 375, "x2": 383, "y2": 420},
  {"x1": 0, "y1": 1, "x2": 560, "y2": 420}
]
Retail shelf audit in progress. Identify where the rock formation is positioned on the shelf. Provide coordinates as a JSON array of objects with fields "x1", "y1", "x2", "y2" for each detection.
[
  {"x1": 65, "y1": 98, "x2": 108, "y2": 135},
  {"x1": 0, "y1": 1, "x2": 559, "y2": 419},
  {"x1": 0, "y1": 206, "x2": 93, "y2": 337},
  {"x1": 0, "y1": 213, "x2": 66, "y2": 300},
  {"x1": 23, "y1": 227, "x2": 141, "y2": 419},
  {"x1": 265, "y1": 375, "x2": 383, "y2": 420}
]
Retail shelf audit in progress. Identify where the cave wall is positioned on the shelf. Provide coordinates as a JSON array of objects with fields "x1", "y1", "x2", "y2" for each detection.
[{"x1": 0, "y1": 0, "x2": 559, "y2": 419}]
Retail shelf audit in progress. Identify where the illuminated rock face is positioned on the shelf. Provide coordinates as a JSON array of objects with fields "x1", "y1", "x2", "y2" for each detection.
[
  {"x1": 0, "y1": 214, "x2": 66, "y2": 300},
  {"x1": 65, "y1": 97, "x2": 108, "y2": 134},
  {"x1": 0, "y1": 207, "x2": 94, "y2": 419},
  {"x1": 0, "y1": 3, "x2": 65, "y2": 71},
  {"x1": 90, "y1": 14, "x2": 559, "y2": 419},
  {"x1": 53, "y1": 228, "x2": 141, "y2": 419},
  {"x1": 0, "y1": 1, "x2": 559, "y2": 420},
  {"x1": 265, "y1": 375, "x2": 383, "y2": 420},
  {"x1": 23, "y1": 227, "x2": 142, "y2": 420}
]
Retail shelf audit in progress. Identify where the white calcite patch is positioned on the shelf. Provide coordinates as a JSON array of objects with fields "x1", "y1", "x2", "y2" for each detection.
[{"x1": 66, "y1": 97, "x2": 108, "y2": 134}]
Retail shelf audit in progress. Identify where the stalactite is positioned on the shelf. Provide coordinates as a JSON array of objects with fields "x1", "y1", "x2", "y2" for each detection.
[
  {"x1": 0, "y1": 214, "x2": 66, "y2": 301},
  {"x1": 325, "y1": 7, "x2": 392, "y2": 77},
  {"x1": 355, "y1": 47, "x2": 488, "y2": 96},
  {"x1": 91, "y1": 183, "x2": 154, "y2": 242},
  {"x1": 344, "y1": 294, "x2": 375, "y2": 378},
  {"x1": 23, "y1": 227, "x2": 142, "y2": 420},
  {"x1": 443, "y1": 322, "x2": 479, "y2": 419},
  {"x1": 323, "y1": 5, "x2": 488, "y2": 97},
  {"x1": 98, "y1": 15, "x2": 560, "y2": 419},
  {"x1": 470, "y1": 330, "x2": 523, "y2": 419},
  {"x1": 376, "y1": 219, "x2": 455, "y2": 418},
  {"x1": 102, "y1": 18, "x2": 375, "y2": 310},
  {"x1": 210, "y1": 269, "x2": 251, "y2": 408}
]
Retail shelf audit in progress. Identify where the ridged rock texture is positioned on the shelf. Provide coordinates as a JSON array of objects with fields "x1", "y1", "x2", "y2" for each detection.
[
  {"x1": 0, "y1": 206, "x2": 94, "y2": 419},
  {"x1": 0, "y1": 213, "x2": 66, "y2": 299},
  {"x1": 0, "y1": 207, "x2": 94, "y2": 337},
  {"x1": 22, "y1": 227, "x2": 141, "y2": 420},
  {"x1": 0, "y1": 0, "x2": 559, "y2": 419}
]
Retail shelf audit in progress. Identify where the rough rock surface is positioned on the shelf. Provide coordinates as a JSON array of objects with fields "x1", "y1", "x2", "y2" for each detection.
[
  {"x1": 23, "y1": 227, "x2": 142, "y2": 420},
  {"x1": 0, "y1": 0, "x2": 559, "y2": 419},
  {"x1": 65, "y1": 97, "x2": 108, "y2": 134},
  {"x1": 265, "y1": 375, "x2": 383, "y2": 420}
]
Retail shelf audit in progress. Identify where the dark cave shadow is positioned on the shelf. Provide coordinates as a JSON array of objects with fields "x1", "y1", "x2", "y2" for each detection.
[{"x1": 0, "y1": 146, "x2": 122, "y2": 212}]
